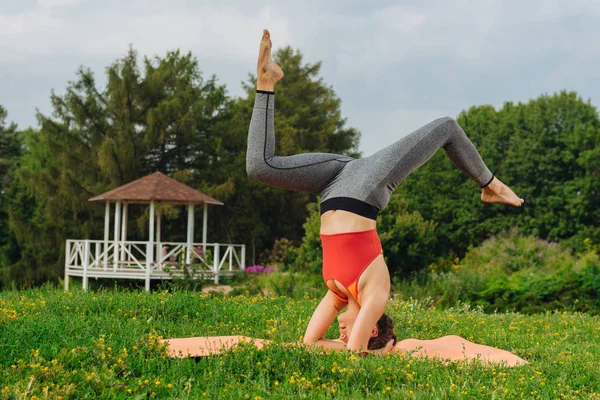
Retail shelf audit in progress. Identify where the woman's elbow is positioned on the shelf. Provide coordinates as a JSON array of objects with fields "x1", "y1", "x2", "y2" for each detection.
[{"x1": 303, "y1": 336, "x2": 317, "y2": 346}]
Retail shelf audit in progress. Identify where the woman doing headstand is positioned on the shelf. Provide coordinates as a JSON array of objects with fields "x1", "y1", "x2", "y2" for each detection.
[{"x1": 247, "y1": 30, "x2": 524, "y2": 354}]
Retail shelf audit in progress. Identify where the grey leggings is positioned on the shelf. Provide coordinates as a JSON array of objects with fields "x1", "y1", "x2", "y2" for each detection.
[{"x1": 246, "y1": 91, "x2": 493, "y2": 211}]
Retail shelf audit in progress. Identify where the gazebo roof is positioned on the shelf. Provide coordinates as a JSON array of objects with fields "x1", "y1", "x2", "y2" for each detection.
[{"x1": 89, "y1": 172, "x2": 224, "y2": 205}]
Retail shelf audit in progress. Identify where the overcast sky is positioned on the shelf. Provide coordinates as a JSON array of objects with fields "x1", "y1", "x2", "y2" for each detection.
[{"x1": 1, "y1": 0, "x2": 599, "y2": 155}]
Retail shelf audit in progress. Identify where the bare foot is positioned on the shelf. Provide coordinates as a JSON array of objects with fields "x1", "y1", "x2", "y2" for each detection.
[
  {"x1": 257, "y1": 29, "x2": 284, "y2": 92},
  {"x1": 481, "y1": 177, "x2": 524, "y2": 207}
]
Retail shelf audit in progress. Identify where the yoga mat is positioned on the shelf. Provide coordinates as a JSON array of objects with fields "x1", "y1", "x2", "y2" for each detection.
[{"x1": 160, "y1": 335, "x2": 270, "y2": 358}]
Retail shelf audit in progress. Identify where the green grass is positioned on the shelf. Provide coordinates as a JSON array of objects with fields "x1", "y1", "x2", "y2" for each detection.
[{"x1": 1, "y1": 284, "x2": 599, "y2": 399}]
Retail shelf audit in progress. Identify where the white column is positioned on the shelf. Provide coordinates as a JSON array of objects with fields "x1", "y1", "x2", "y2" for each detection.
[
  {"x1": 241, "y1": 245, "x2": 246, "y2": 270},
  {"x1": 83, "y1": 240, "x2": 90, "y2": 291},
  {"x1": 113, "y1": 201, "x2": 121, "y2": 270},
  {"x1": 120, "y1": 202, "x2": 128, "y2": 262},
  {"x1": 202, "y1": 203, "x2": 208, "y2": 248},
  {"x1": 95, "y1": 244, "x2": 100, "y2": 269},
  {"x1": 156, "y1": 205, "x2": 162, "y2": 264},
  {"x1": 64, "y1": 241, "x2": 71, "y2": 291},
  {"x1": 104, "y1": 202, "x2": 110, "y2": 270},
  {"x1": 186, "y1": 204, "x2": 195, "y2": 264},
  {"x1": 146, "y1": 201, "x2": 155, "y2": 291},
  {"x1": 213, "y1": 244, "x2": 220, "y2": 284}
]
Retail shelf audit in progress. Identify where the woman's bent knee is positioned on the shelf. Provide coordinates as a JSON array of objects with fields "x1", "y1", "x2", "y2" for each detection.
[
  {"x1": 435, "y1": 116, "x2": 457, "y2": 126},
  {"x1": 246, "y1": 165, "x2": 266, "y2": 182},
  {"x1": 247, "y1": 159, "x2": 278, "y2": 184}
]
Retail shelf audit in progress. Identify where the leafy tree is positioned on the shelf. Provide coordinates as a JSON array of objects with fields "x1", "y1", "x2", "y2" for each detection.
[
  {"x1": 398, "y1": 91, "x2": 600, "y2": 256},
  {"x1": 287, "y1": 202, "x2": 322, "y2": 275},
  {"x1": 204, "y1": 46, "x2": 360, "y2": 263},
  {"x1": 377, "y1": 194, "x2": 438, "y2": 277},
  {"x1": 290, "y1": 195, "x2": 438, "y2": 278},
  {"x1": 8, "y1": 49, "x2": 229, "y2": 284},
  {"x1": 4, "y1": 129, "x2": 65, "y2": 286},
  {"x1": 0, "y1": 106, "x2": 21, "y2": 269},
  {"x1": 6, "y1": 45, "x2": 361, "y2": 284},
  {"x1": 0, "y1": 106, "x2": 20, "y2": 182}
]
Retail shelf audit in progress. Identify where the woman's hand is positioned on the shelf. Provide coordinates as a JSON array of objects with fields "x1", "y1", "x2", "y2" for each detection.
[
  {"x1": 370, "y1": 339, "x2": 395, "y2": 356},
  {"x1": 355, "y1": 339, "x2": 395, "y2": 357}
]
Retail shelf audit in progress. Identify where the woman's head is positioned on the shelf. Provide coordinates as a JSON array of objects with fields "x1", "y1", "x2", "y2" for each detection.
[
  {"x1": 337, "y1": 311, "x2": 397, "y2": 350},
  {"x1": 368, "y1": 313, "x2": 397, "y2": 350}
]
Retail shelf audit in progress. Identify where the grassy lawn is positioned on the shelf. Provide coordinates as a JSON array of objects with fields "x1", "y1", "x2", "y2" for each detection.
[{"x1": 1, "y1": 284, "x2": 599, "y2": 399}]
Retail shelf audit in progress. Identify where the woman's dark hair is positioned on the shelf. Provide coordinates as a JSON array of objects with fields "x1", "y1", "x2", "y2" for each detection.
[{"x1": 367, "y1": 313, "x2": 397, "y2": 350}]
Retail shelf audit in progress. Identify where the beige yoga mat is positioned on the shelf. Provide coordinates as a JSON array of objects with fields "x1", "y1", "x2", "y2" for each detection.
[
  {"x1": 161, "y1": 335, "x2": 528, "y2": 366},
  {"x1": 161, "y1": 335, "x2": 271, "y2": 358}
]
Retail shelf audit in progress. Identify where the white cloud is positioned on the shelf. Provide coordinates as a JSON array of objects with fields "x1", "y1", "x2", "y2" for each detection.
[
  {"x1": 0, "y1": 12, "x2": 57, "y2": 37},
  {"x1": 37, "y1": 0, "x2": 81, "y2": 9},
  {"x1": 1, "y1": 0, "x2": 600, "y2": 154},
  {"x1": 1, "y1": 3, "x2": 290, "y2": 63}
]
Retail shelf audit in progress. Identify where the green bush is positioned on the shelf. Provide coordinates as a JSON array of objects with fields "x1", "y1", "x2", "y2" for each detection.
[
  {"x1": 377, "y1": 194, "x2": 438, "y2": 277},
  {"x1": 229, "y1": 271, "x2": 325, "y2": 299},
  {"x1": 395, "y1": 229, "x2": 600, "y2": 314},
  {"x1": 288, "y1": 195, "x2": 439, "y2": 277},
  {"x1": 259, "y1": 237, "x2": 297, "y2": 269},
  {"x1": 288, "y1": 202, "x2": 322, "y2": 275},
  {"x1": 257, "y1": 272, "x2": 324, "y2": 299}
]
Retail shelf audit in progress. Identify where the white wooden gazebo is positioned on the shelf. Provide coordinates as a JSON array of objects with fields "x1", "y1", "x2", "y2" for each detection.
[{"x1": 64, "y1": 172, "x2": 245, "y2": 291}]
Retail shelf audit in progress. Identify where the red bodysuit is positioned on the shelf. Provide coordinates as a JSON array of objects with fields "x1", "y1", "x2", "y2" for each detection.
[{"x1": 320, "y1": 229, "x2": 383, "y2": 302}]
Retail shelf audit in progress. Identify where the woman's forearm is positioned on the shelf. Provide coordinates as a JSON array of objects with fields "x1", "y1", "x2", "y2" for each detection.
[
  {"x1": 346, "y1": 292, "x2": 389, "y2": 352},
  {"x1": 309, "y1": 339, "x2": 347, "y2": 352},
  {"x1": 303, "y1": 291, "x2": 347, "y2": 346}
]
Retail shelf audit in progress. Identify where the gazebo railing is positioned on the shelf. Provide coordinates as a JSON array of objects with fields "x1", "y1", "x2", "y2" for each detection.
[{"x1": 65, "y1": 239, "x2": 246, "y2": 291}]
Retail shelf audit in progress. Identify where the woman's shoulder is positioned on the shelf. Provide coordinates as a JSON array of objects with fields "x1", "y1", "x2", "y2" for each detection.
[
  {"x1": 393, "y1": 338, "x2": 421, "y2": 353},
  {"x1": 393, "y1": 335, "x2": 472, "y2": 351}
]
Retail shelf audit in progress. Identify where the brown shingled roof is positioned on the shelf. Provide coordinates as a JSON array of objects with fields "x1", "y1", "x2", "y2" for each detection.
[{"x1": 89, "y1": 172, "x2": 224, "y2": 205}]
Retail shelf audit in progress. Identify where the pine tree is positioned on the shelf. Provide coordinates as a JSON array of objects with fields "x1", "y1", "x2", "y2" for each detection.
[
  {"x1": 9, "y1": 49, "x2": 228, "y2": 283},
  {"x1": 398, "y1": 91, "x2": 600, "y2": 256},
  {"x1": 206, "y1": 46, "x2": 361, "y2": 263},
  {"x1": 0, "y1": 106, "x2": 21, "y2": 269}
]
